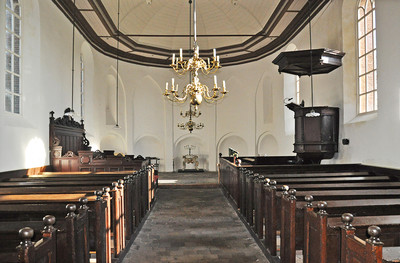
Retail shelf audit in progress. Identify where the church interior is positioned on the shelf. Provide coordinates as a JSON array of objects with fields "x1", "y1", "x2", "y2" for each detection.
[{"x1": 1, "y1": 0, "x2": 400, "y2": 262}]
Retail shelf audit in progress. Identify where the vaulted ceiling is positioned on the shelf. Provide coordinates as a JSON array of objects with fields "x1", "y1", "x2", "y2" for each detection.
[{"x1": 53, "y1": 0, "x2": 330, "y2": 68}]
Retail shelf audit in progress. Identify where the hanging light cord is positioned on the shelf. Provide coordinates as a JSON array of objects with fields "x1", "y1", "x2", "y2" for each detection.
[
  {"x1": 305, "y1": 0, "x2": 320, "y2": 118},
  {"x1": 308, "y1": 0, "x2": 314, "y2": 109},
  {"x1": 193, "y1": 0, "x2": 197, "y2": 47},
  {"x1": 187, "y1": 1, "x2": 192, "y2": 124},
  {"x1": 189, "y1": 1, "x2": 192, "y2": 84},
  {"x1": 116, "y1": 0, "x2": 121, "y2": 126},
  {"x1": 71, "y1": 0, "x2": 76, "y2": 112}
]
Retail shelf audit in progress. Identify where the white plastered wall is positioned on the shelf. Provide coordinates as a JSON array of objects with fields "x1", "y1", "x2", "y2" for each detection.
[
  {"x1": 339, "y1": 0, "x2": 400, "y2": 168},
  {"x1": 2, "y1": 0, "x2": 400, "y2": 172}
]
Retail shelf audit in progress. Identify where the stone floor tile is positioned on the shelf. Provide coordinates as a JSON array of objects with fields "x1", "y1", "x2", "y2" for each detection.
[{"x1": 121, "y1": 172, "x2": 269, "y2": 263}]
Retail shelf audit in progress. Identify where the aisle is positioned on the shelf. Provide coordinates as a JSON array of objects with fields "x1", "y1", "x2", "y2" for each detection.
[
  {"x1": 157, "y1": 171, "x2": 219, "y2": 187},
  {"x1": 121, "y1": 188, "x2": 269, "y2": 263}
]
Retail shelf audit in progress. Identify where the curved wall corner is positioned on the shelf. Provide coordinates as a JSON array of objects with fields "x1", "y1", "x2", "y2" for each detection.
[
  {"x1": 100, "y1": 133, "x2": 126, "y2": 154},
  {"x1": 217, "y1": 134, "x2": 248, "y2": 157},
  {"x1": 257, "y1": 133, "x2": 279, "y2": 156},
  {"x1": 134, "y1": 135, "x2": 165, "y2": 171}
]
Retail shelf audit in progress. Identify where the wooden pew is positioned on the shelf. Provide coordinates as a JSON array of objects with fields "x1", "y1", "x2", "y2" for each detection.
[
  {"x1": 0, "y1": 203, "x2": 89, "y2": 263},
  {"x1": 31, "y1": 166, "x2": 155, "y2": 225},
  {"x1": 13, "y1": 165, "x2": 156, "y2": 213},
  {"x1": 33, "y1": 169, "x2": 146, "y2": 241},
  {"x1": 221, "y1": 162, "x2": 400, "y2": 263},
  {"x1": 304, "y1": 207, "x2": 400, "y2": 263},
  {"x1": 0, "y1": 217, "x2": 57, "y2": 263},
  {"x1": 0, "y1": 173, "x2": 134, "y2": 241},
  {"x1": 255, "y1": 172, "x2": 396, "y2": 239},
  {"x1": 0, "y1": 189, "x2": 116, "y2": 261},
  {"x1": 221, "y1": 159, "x2": 396, "y2": 212},
  {"x1": 34, "y1": 170, "x2": 136, "y2": 176},
  {"x1": 223, "y1": 161, "x2": 367, "y2": 211},
  {"x1": 0, "y1": 168, "x2": 155, "y2": 261},
  {"x1": 38, "y1": 168, "x2": 150, "y2": 230},
  {"x1": 341, "y1": 225, "x2": 386, "y2": 263},
  {"x1": 240, "y1": 167, "x2": 394, "y2": 232},
  {"x1": 0, "y1": 192, "x2": 109, "y2": 263},
  {"x1": 219, "y1": 157, "x2": 369, "y2": 206},
  {"x1": 280, "y1": 190, "x2": 400, "y2": 263},
  {"x1": 255, "y1": 175, "x2": 398, "y2": 242},
  {"x1": 341, "y1": 224, "x2": 400, "y2": 263},
  {"x1": 263, "y1": 181, "x2": 400, "y2": 258},
  {"x1": 34, "y1": 165, "x2": 157, "y2": 209},
  {"x1": 17, "y1": 225, "x2": 57, "y2": 263},
  {"x1": 259, "y1": 180, "x2": 400, "y2": 236}
]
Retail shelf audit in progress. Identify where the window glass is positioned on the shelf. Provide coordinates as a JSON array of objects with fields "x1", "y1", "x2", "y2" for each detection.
[
  {"x1": 14, "y1": 15, "x2": 20, "y2": 35},
  {"x1": 5, "y1": 73, "x2": 12, "y2": 91},
  {"x1": 14, "y1": 2, "x2": 20, "y2": 16},
  {"x1": 6, "y1": 32, "x2": 12, "y2": 50},
  {"x1": 5, "y1": 0, "x2": 21, "y2": 114},
  {"x1": 6, "y1": 10, "x2": 12, "y2": 30},
  {"x1": 6, "y1": 52, "x2": 12, "y2": 71},
  {"x1": 357, "y1": 0, "x2": 377, "y2": 114},
  {"x1": 13, "y1": 95, "x2": 20, "y2": 114},
  {"x1": 14, "y1": 75, "x2": 20, "y2": 93},
  {"x1": 5, "y1": 94, "x2": 12, "y2": 112}
]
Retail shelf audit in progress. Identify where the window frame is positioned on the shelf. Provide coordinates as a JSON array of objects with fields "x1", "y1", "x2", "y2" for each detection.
[
  {"x1": 4, "y1": 0, "x2": 22, "y2": 115},
  {"x1": 357, "y1": 0, "x2": 377, "y2": 115}
]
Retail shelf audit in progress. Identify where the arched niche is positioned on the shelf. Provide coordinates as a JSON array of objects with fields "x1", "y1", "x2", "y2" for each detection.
[
  {"x1": 105, "y1": 67, "x2": 128, "y2": 129},
  {"x1": 174, "y1": 135, "x2": 207, "y2": 171},
  {"x1": 134, "y1": 135, "x2": 165, "y2": 171},
  {"x1": 257, "y1": 133, "x2": 279, "y2": 156},
  {"x1": 100, "y1": 133, "x2": 126, "y2": 154},
  {"x1": 133, "y1": 75, "x2": 165, "y2": 139},
  {"x1": 217, "y1": 134, "x2": 248, "y2": 157},
  {"x1": 255, "y1": 73, "x2": 273, "y2": 125},
  {"x1": 105, "y1": 74, "x2": 117, "y2": 125}
]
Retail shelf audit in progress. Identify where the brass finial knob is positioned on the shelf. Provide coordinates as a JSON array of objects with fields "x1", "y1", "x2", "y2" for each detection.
[
  {"x1": 341, "y1": 213, "x2": 354, "y2": 229},
  {"x1": 317, "y1": 201, "x2": 328, "y2": 214},
  {"x1": 43, "y1": 215, "x2": 56, "y2": 232},
  {"x1": 19, "y1": 227, "x2": 34, "y2": 246},
  {"x1": 305, "y1": 195, "x2": 314, "y2": 207},
  {"x1": 288, "y1": 189, "x2": 297, "y2": 200},
  {"x1": 367, "y1": 226, "x2": 383, "y2": 245}
]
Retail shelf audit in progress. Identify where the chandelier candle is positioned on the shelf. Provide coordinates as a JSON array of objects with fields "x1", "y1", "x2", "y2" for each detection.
[{"x1": 163, "y1": 0, "x2": 228, "y2": 111}]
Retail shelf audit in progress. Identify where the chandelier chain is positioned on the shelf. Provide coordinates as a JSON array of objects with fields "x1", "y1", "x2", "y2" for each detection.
[{"x1": 163, "y1": 0, "x2": 227, "y2": 110}]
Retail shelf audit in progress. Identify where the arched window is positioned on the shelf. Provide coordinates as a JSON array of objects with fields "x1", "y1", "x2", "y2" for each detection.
[
  {"x1": 357, "y1": 0, "x2": 377, "y2": 114},
  {"x1": 5, "y1": 0, "x2": 21, "y2": 114}
]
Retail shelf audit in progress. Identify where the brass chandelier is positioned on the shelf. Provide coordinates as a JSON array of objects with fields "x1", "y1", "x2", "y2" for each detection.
[
  {"x1": 177, "y1": 105, "x2": 204, "y2": 133},
  {"x1": 163, "y1": 0, "x2": 227, "y2": 110}
]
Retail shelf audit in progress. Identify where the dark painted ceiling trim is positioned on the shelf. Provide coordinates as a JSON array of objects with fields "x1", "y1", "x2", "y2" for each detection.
[{"x1": 52, "y1": 0, "x2": 330, "y2": 68}]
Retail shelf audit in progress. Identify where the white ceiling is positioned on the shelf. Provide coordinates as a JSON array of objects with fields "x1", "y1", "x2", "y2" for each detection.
[
  {"x1": 101, "y1": 0, "x2": 280, "y2": 50},
  {"x1": 55, "y1": 0, "x2": 325, "y2": 67}
]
